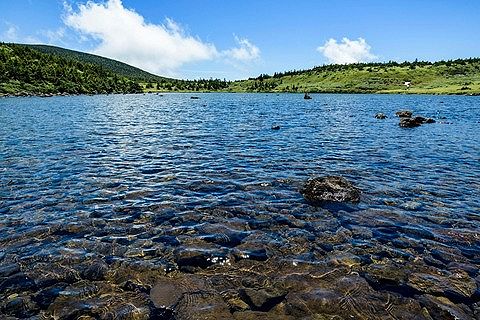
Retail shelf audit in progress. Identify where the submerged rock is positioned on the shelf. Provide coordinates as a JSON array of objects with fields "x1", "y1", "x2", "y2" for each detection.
[
  {"x1": 3, "y1": 295, "x2": 39, "y2": 318},
  {"x1": 418, "y1": 294, "x2": 473, "y2": 319},
  {"x1": 375, "y1": 113, "x2": 387, "y2": 119},
  {"x1": 301, "y1": 176, "x2": 361, "y2": 205},
  {"x1": 239, "y1": 288, "x2": 287, "y2": 311},
  {"x1": 407, "y1": 271, "x2": 477, "y2": 300}
]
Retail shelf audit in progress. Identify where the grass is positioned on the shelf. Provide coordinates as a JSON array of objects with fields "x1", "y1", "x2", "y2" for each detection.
[{"x1": 226, "y1": 62, "x2": 480, "y2": 95}]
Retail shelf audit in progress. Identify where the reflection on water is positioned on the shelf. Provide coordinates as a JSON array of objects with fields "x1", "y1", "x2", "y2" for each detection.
[{"x1": 0, "y1": 93, "x2": 479, "y2": 319}]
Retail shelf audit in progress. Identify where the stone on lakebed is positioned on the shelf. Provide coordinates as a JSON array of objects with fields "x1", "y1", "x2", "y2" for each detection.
[{"x1": 301, "y1": 176, "x2": 361, "y2": 205}]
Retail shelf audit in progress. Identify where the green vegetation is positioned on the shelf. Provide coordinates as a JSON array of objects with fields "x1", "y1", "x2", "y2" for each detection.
[
  {"x1": 0, "y1": 43, "x2": 229, "y2": 96},
  {"x1": 26, "y1": 44, "x2": 164, "y2": 82},
  {"x1": 0, "y1": 43, "x2": 142, "y2": 95},
  {"x1": 227, "y1": 59, "x2": 480, "y2": 94},
  {"x1": 26, "y1": 45, "x2": 229, "y2": 92},
  {"x1": 140, "y1": 78, "x2": 229, "y2": 92},
  {"x1": 2, "y1": 42, "x2": 480, "y2": 96}
]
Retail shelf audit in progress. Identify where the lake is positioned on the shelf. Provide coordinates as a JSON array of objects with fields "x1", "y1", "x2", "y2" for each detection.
[{"x1": 0, "y1": 93, "x2": 479, "y2": 319}]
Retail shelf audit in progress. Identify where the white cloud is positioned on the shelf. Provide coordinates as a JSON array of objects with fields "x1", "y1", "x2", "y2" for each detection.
[
  {"x1": 63, "y1": 0, "x2": 261, "y2": 76},
  {"x1": 223, "y1": 36, "x2": 260, "y2": 62},
  {"x1": 317, "y1": 37, "x2": 377, "y2": 64},
  {"x1": 2, "y1": 23, "x2": 19, "y2": 42},
  {"x1": 64, "y1": 0, "x2": 218, "y2": 75}
]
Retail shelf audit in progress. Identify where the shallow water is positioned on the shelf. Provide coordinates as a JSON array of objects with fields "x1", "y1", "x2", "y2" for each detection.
[{"x1": 0, "y1": 93, "x2": 479, "y2": 319}]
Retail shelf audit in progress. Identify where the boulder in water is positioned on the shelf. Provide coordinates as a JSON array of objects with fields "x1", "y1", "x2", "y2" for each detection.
[
  {"x1": 374, "y1": 113, "x2": 387, "y2": 119},
  {"x1": 301, "y1": 176, "x2": 361, "y2": 205},
  {"x1": 399, "y1": 117, "x2": 422, "y2": 128}
]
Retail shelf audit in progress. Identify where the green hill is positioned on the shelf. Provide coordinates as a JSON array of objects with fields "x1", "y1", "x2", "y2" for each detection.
[
  {"x1": 22, "y1": 44, "x2": 229, "y2": 92},
  {"x1": 0, "y1": 43, "x2": 229, "y2": 95},
  {"x1": 24, "y1": 44, "x2": 166, "y2": 82},
  {"x1": 0, "y1": 43, "x2": 142, "y2": 95},
  {"x1": 227, "y1": 59, "x2": 480, "y2": 95}
]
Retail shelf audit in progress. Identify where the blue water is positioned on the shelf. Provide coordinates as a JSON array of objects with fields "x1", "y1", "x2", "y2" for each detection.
[{"x1": 0, "y1": 93, "x2": 479, "y2": 318}]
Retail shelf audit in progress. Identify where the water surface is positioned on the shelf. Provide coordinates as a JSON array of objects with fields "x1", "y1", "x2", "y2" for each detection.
[{"x1": 0, "y1": 93, "x2": 479, "y2": 319}]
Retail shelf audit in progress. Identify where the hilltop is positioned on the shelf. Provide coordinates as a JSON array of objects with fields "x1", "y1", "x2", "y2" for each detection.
[
  {"x1": 228, "y1": 59, "x2": 480, "y2": 95},
  {"x1": 24, "y1": 44, "x2": 165, "y2": 82}
]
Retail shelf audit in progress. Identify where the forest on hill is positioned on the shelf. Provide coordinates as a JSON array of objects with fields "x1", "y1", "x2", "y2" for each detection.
[
  {"x1": 0, "y1": 43, "x2": 229, "y2": 96},
  {"x1": 26, "y1": 44, "x2": 165, "y2": 82},
  {"x1": 0, "y1": 43, "x2": 142, "y2": 95}
]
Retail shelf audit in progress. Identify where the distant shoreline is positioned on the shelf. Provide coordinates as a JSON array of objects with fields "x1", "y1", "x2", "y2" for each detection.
[{"x1": 2, "y1": 91, "x2": 479, "y2": 98}]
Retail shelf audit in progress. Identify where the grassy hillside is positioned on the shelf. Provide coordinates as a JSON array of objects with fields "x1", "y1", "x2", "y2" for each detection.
[
  {"x1": 227, "y1": 59, "x2": 480, "y2": 95},
  {"x1": 0, "y1": 43, "x2": 142, "y2": 95}
]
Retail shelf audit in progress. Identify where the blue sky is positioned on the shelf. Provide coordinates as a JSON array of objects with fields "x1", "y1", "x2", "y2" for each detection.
[{"x1": 1, "y1": 0, "x2": 480, "y2": 80}]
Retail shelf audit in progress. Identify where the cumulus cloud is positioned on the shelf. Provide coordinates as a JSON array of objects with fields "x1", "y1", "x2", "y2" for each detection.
[
  {"x1": 223, "y1": 36, "x2": 260, "y2": 62},
  {"x1": 64, "y1": 0, "x2": 218, "y2": 75},
  {"x1": 63, "y1": 0, "x2": 260, "y2": 76},
  {"x1": 317, "y1": 37, "x2": 377, "y2": 64},
  {"x1": 2, "y1": 23, "x2": 19, "y2": 42}
]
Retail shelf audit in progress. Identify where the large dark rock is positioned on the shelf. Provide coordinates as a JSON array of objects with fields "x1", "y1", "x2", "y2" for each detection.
[
  {"x1": 395, "y1": 110, "x2": 413, "y2": 118},
  {"x1": 399, "y1": 117, "x2": 422, "y2": 128},
  {"x1": 301, "y1": 176, "x2": 361, "y2": 205},
  {"x1": 397, "y1": 112, "x2": 435, "y2": 127}
]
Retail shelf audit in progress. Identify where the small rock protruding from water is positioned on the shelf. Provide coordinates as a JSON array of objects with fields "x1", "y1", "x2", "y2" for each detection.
[
  {"x1": 399, "y1": 117, "x2": 422, "y2": 128},
  {"x1": 271, "y1": 125, "x2": 281, "y2": 130},
  {"x1": 304, "y1": 93, "x2": 312, "y2": 100},
  {"x1": 396, "y1": 110, "x2": 436, "y2": 128},
  {"x1": 190, "y1": 96, "x2": 200, "y2": 99},
  {"x1": 395, "y1": 110, "x2": 413, "y2": 118},
  {"x1": 375, "y1": 113, "x2": 387, "y2": 119},
  {"x1": 399, "y1": 115, "x2": 436, "y2": 128},
  {"x1": 301, "y1": 176, "x2": 361, "y2": 205}
]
